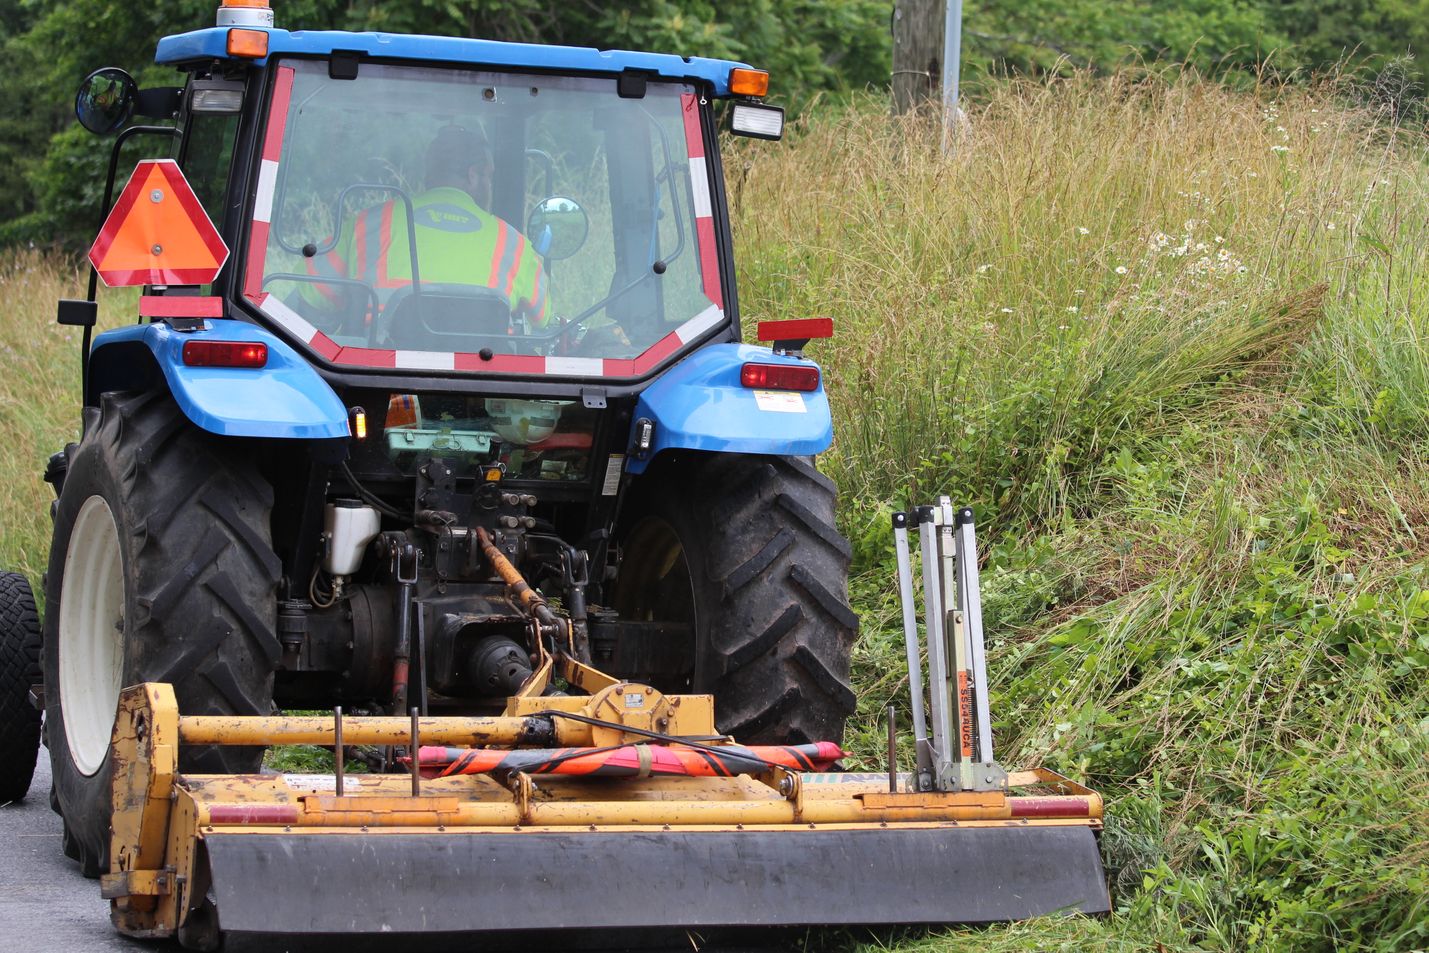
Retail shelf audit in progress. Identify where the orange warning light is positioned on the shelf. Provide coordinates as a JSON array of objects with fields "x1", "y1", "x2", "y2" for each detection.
[
  {"x1": 227, "y1": 28, "x2": 270, "y2": 58},
  {"x1": 88, "y1": 160, "x2": 229, "y2": 287},
  {"x1": 729, "y1": 68, "x2": 770, "y2": 97}
]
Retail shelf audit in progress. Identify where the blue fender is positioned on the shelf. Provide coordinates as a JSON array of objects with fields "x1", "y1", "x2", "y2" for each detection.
[
  {"x1": 625, "y1": 343, "x2": 833, "y2": 474},
  {"x1": 88, "y1": 319, "x2": 350, "y2": 440}
]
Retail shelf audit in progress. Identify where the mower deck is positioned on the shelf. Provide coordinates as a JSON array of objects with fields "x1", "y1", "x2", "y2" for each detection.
[{"x1": 104, "y1": 684, "x2": 1109, "y2": 940}]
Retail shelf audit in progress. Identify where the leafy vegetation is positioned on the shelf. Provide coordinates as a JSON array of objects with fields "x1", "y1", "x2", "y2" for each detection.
[{"x1": 3, "y1": 69, "x2": 1428, "y2": 951}]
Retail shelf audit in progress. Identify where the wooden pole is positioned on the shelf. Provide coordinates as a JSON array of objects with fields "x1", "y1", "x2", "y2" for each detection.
[{"x1": 892, "y1": 0, "x2": 946, "y2": 115}]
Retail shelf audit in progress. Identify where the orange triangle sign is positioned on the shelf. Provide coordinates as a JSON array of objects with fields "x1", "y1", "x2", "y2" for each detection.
[{"x1": 88, "y1": 159, "x2": 229, "y2": 287}]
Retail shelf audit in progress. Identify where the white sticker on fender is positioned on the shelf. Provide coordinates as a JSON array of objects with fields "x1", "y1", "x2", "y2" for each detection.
[{"x1": 753, "y1": 390, "x2": 807, "y2": 413}]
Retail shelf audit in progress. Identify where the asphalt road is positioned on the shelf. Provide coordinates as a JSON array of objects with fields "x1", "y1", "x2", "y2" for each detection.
[{"x1": 0, "y1": 753, "x2": 173, "y2": 953}]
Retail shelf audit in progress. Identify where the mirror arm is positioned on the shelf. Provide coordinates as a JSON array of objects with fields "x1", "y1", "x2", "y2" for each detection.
[{"x1": 134, "y1": 87, "x2": 183, "y2": 121}]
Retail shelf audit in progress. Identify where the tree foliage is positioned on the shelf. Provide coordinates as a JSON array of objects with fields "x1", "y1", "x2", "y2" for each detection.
[{"x1": 1, "y1": 0, "x2": 1427, "y2": 247}]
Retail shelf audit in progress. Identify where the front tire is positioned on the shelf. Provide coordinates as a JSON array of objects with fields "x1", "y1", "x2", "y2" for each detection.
[
  {"x1": 43, "y1": 391, "x2": 280, "y2": 875},
  {"x1": 615, "y1": 455, "x2": 858, "y2": 744}
]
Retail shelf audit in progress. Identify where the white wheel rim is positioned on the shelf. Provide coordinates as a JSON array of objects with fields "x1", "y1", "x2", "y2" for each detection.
[{"x1": 58, "y1": 495, "x2": 126, "y2": 776}]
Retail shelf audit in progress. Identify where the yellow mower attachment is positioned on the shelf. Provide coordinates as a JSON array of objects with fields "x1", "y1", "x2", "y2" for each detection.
[{"x1": 105, "y1": 681, "x2": 1108, "y2": 947}]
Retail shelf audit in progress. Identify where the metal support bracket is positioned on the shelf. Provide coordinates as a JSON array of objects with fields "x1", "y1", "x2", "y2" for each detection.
[{"x1": 892, "y1": 500, "x2": 1007, "y2": 793}]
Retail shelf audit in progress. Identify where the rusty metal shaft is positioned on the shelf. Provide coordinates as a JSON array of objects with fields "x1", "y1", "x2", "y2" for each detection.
[
  {"x1": 474, "y1": 526, "x2": 562, "y2": 630},
  {"x1": 178, "y1": 714, "x2": 575, "y2": 747}
]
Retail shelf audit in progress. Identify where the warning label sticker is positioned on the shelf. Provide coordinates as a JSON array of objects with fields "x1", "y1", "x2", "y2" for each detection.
[
  {"x1": 283, "y1": 774, "x2": 360, "y2": 792},
  {"x1": 753, "y1": 390, "x2": 807, "y2": 413},
  {"x1": 602, "y1": 454, "x2": 625, "y2": 496}
]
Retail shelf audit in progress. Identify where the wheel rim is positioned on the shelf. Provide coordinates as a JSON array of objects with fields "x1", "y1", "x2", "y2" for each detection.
[
  {"x1": 58, "y1": 495, "x2": 126, "y2": 776},
  {"x1": 614, "y1": 516, "x2": 698, "y2": 689},
  {"x1": 615, "y1": 516, "x2": 695, "y2": 625}
]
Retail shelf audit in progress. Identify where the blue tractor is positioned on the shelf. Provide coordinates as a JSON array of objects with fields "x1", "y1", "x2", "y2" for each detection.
[{"x1": 23, "y1": 0, "x2": 852, "y2": 880}]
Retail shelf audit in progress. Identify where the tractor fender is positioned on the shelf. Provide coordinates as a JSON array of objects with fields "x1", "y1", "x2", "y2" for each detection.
[
  {"x1": 87, "y1": 319, "x2": 350, "y2": 440},
  {"x1": 625, "y1": 343, "x2": 832, "y2": 474}
]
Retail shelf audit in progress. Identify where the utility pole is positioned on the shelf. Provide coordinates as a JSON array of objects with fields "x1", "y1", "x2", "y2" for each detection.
[
  {"x1": 892, "y1": 0, "x2": 964, "y2": 148},
  {"x1": 891, "y1": 0, "x2": 946, "y2": 115}
]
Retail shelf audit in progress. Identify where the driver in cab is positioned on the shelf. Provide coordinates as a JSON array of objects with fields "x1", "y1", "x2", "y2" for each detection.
[{"x1": 306, "y1": 124, "x2": 548, "y2": 333}]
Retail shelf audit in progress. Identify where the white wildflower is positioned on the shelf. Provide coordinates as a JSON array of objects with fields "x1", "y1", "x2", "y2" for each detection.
[
  {"x1": 1271, "y1": 145, "x2": 1290, "y2": 155},
  {"x1": 1115, "y1": 265, "x2": 1128, "y2": 275},
  {"x1": 1066, "y1": 306, "x2": 1079, "y2": 314},
  {"x1": 1077, "y1": 226, "x2": 1090, "y2": 235}
]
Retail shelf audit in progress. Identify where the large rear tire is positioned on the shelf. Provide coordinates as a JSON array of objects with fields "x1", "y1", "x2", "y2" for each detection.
[
  {"x1": 615, "y1": 455, "x2": 857, "y2": 744},
  {"x1": 43, "y1": 391, "x2": 280, "y2": 876},
  {"x1": 0, "y1": 572, "x2": 42, "y2": 803}
]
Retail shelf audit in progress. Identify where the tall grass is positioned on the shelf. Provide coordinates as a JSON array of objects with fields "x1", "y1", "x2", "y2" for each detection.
[
  {"x1": 0, "y1": 252, "x2": 133, "y2": 582},
  {"x1": 731, "y1": 74, "x2": 1429, "y2": 951}
]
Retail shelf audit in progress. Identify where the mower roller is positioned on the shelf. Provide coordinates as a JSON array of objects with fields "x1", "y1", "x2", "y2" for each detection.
[{"x1": 0, "y1": 0, "x2": 1108, "y2": 944}]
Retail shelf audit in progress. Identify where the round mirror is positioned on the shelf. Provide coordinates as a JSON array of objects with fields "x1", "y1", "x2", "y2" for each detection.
[
  {"x1": 527, "y1": 197, "x2": 589, "y2": 261},
  {"x1": 75, "y1": 68, "x2": 138, "y2": 135}
]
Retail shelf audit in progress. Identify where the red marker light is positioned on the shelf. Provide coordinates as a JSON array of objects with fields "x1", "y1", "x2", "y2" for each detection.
[
  {"x1": 740, "y1": 362, "x2": 820, "y2": 392},
  {"x1": 182, "y1": 340, "x2": 268, "y2": 368}
]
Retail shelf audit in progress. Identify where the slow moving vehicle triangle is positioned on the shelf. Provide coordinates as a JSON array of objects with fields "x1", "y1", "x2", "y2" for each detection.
[{"x1": 88, "y1": 159, "x2": 229, "y2": 287}]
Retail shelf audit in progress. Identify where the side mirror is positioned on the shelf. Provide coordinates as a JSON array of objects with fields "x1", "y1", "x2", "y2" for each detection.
[
  {"x1": 75, "y1": 67, "x2": 138, "y2": 135},
  {"x1": 527, "y1": 197, "x2": 589, "y2": 261}
]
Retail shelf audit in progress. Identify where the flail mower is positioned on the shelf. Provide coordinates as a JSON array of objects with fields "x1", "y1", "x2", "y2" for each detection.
[{"x1": 0, "y1": 0, "x2": 1109, "y2": 946}]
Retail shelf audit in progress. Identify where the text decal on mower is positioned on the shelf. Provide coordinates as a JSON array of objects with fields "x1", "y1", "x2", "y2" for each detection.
[{"x1": 89, "y1": 159, "x2": 229, "y2": 287}]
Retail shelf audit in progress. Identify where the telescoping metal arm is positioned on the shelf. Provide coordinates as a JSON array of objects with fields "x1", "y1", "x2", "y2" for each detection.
[
  {"x1": 892, "y1": 499, "x2": 1007, "y2": 793},
  {"x1": 891, "y1": 512, "x2": 933, "y2": 789}
]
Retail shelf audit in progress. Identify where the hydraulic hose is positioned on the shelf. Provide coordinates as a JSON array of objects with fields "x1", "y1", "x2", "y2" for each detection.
[{"x1": 474, "y1": 526, "x2": 565, "y2": 636}]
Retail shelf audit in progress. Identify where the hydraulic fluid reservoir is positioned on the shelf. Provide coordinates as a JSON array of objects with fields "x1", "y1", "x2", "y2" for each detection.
[{"x1": 324, "y1": 500, "x2": 382, "y2": 575}]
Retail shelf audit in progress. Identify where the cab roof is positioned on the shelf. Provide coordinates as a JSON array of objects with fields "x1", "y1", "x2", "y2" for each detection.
[{"x1": 156, "y1": 28, "x2": 749, "y2": 97}]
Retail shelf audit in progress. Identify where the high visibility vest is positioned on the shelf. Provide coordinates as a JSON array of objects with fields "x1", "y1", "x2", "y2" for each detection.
[{"x1": 307, "y1": 187, "x2": 548, "y2": 326}]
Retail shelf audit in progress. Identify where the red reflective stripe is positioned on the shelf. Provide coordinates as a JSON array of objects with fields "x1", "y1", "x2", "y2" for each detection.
[
  {"x1": 680, "y1": 93, "x2": 704, "y2": 159},
  {"x1": 487, "y1": 220, "x2": 509, "y2": 289},
  {"x1": 244, "y1": 221, "x2": 269, "y2": 297},
  {"x1": 757, "y1": 317, "x2": 834, "y2": 342},
  {"x1": 696, "y1": 217, "x2": 722, "y2": 308},
  {"x1": 139, "y1": 296, "x2": 224, "y2": 318},
  {"x1": 309, "y1": 332, "x2": 341, "y2": 361},
  {"x1": 261, "y1": 68, "x2": 295, "y2": 162},
  {"x1": 209, "y1": 804, "x2": 299, "y2": 825},
  {"x1": 634, "y1": 331, "x2": 683, "y2": 374},
  {"x1": 504, "y1": 235, "x2": 525, "y2": 299},
  {"x1": 335, "y1": 346, "x2": 396, "y2": 368},
  {"x1": 1007, "y1": 797, "x2": 1093, "y2": 819}
]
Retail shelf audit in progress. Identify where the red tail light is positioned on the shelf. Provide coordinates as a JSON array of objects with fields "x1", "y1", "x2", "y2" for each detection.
[
  {"x1": 740, "y1": 362, "x2": 820, "y2": 392},
  {"x1": 182, "y1": 340, "x2": 268, "y2": 368}
]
